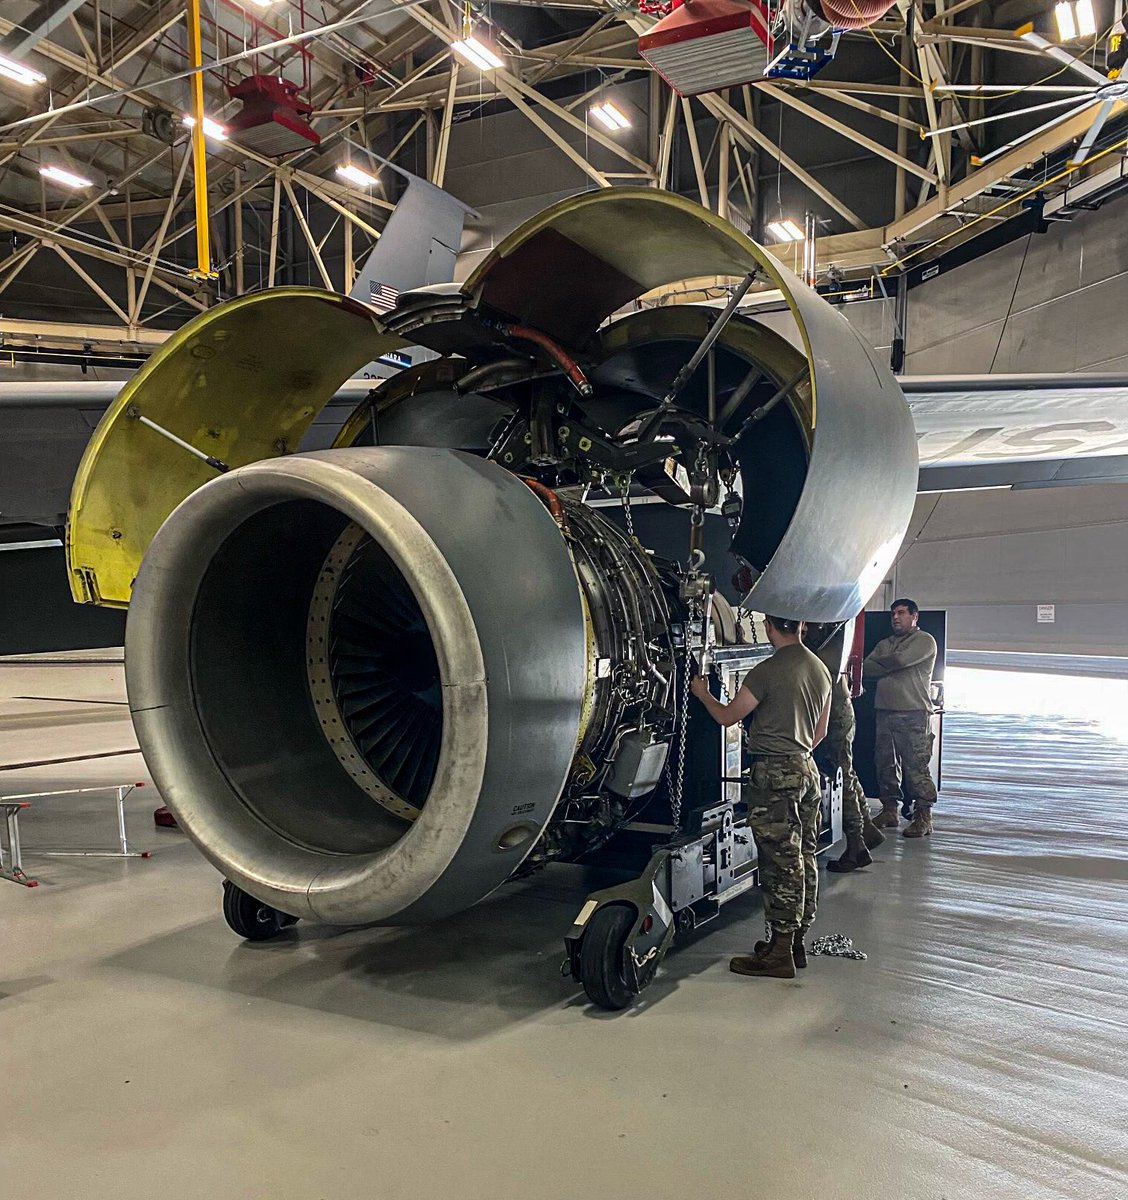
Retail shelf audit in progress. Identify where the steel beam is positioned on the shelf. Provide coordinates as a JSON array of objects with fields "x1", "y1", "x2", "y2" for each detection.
[
  {"x1": 0, "y1": 0, "x2": 90, "y2": 56},
  {"x1": 282, "y1": 176, "x2": 334, "y2": 290},
  {"x1": 51, "y1": 243, "x2": 130, "y2": 325},
  {"x1": 699, "y1": 94, "x2": 865, "y2": 229},
  {"x1": 495, "y1": 78, "x2": 611, "y2": 188},
  {"x1": 760, "y1": 83, "x2": 937, "y2": 184},
  {"x1": 682, "y1": 98, "x2": 710, "y2": 208}
]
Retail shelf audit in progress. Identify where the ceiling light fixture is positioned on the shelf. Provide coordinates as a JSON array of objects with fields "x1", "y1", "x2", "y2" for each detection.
[
  {"x1": 451, "y1": 35, "x2": 504, "y2": 71},
  {"x1": 590, "y1": 100, "x2": 630, "y2": 131},
  {"x1": 1055, "y1": 0, "x2": 1096, "y2": 40},
  {"x1": 0, "y1": 53, "x2": 47, "y2": 86},
  {"x1": 336, "y1": 162, "x2": 380, "y2": 187},
  {"x1": 40, "y1": 163, "x2": 93, "y2": 189},
  {"x1": 1055, "y1": 1, "x2": 1077, "y2": 39},
  {"x1": 1074, "y1": 0, "x2": 1097, "y2": 37},
  {"x1": 182, "y1": 114, "x2": 229, "y2": 141},
  {"x1": 766, "y1": 218, "x2": 804, "y2": 243}
]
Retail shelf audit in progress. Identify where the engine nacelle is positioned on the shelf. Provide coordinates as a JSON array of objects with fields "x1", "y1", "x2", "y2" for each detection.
[{"x1": 127, "y1": 447, "x2": 676, "y2": 924}]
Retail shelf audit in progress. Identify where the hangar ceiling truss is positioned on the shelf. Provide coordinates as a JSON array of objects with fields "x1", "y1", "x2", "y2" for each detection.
[{"x1": 0, "y1": 0, "x2": 1122, "y2": 344}]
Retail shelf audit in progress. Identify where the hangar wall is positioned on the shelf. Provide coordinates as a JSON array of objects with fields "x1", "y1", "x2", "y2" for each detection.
[
  {"x1": 877, "y1": 482, "x2": 1128, "y2": 656},
  {"x1": 904, "y1": 201, "x2": 1128, "y2": 375},
  {"x1": 829, "y1": 194, "x2": 1128, "y2": 374}
]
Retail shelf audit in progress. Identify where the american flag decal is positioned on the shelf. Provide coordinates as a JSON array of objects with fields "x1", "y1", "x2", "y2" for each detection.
[{"x1": 368, "y1": 280, "x2": 399, "y2": 313}]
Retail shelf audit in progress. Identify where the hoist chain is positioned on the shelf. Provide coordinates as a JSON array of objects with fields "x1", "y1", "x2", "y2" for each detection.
[
  {"x1": 619, "y1": 475, "x2": 637, "y2": 546},
  {"x1": 667, "y1": 597, "x2": 698, "y2": 834}
]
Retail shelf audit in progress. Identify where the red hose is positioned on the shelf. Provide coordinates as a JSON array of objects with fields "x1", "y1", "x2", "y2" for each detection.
[
  {"x1": 521, "y1": 478, "x2": 568, "y2": 530},
  {"x1": 815, "y1": 0, "x2": 895, "y2": 30},
  {"x1": 505, "y1": 324, "x2": 593, "y2": 397}
]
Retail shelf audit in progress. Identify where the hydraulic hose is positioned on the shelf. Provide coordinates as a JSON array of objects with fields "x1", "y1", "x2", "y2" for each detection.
[
  {"x1": 501, "y1": 323, "x2": 593, "y2": 397},
  {"x1": 521, "y1": 477, "x2": 568, "y2": 530}
]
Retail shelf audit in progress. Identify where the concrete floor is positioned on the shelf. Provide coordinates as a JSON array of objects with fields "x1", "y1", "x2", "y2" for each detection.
[{"x1": 2, "y1": 655, "x2": 1126, "y2": 1200}]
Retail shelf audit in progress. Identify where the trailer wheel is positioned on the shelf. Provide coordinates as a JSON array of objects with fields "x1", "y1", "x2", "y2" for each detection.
[
  {"x1": 580, "y1": 904, "x2": 639, "y2": 1011},
  {"x1": 222, "y1": 880, "x2": 296, "y2": 941}
]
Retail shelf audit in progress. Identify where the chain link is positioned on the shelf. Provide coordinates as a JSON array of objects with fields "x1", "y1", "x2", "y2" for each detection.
[
  {"x1": 670, "y1": 617, "x2": 693, "y2": 833},
  {"x1": 809, "y1": 933, "x2": 868, "y2": 961},
  {"x1": 619, "y1": 475, "x2": 636, "y2": 546}
]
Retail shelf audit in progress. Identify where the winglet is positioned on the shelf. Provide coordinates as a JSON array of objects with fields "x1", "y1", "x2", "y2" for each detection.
[{"x1": 1015, "y1": 21, "x2": 1035, "y2": 36}]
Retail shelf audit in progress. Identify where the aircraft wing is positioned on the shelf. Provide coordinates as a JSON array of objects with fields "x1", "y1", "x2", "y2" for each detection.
[
  {"x1": 0, "y1": 380, "x2": 376, "y2": 531},
  {"x1": 904, "y1": 373, "x2": 1128, "y2": 491}
]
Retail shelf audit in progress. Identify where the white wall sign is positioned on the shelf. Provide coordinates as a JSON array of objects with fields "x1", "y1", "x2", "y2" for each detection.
[{"x1": 1037, "y1": 604, "x2": 1055, "y2": 623}]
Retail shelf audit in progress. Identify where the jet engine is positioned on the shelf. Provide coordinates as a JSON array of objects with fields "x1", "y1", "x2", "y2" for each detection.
[
  {"x1": 67, "y1": 189, "x2": 918, "y2": 936},
  {"x1": 127, "y1": 446, "x2": 684, "y2": 924}
]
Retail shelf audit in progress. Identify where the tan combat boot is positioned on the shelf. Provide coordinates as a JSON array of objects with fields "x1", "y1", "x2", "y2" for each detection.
[
  {"x1": 861, "y1": 812, "x2": 886, "y2": 849},
  {"x1": 731, "y1": 931, "x2": 797, "y2": 978},
  {"x1": 753, "y1": 929, "x2": 808, "y2": 968},
  {"x1": 872, "y1": 802, "x2": 901, "y2": 830},
  {"x1": 903, "y1": 807, "x2": 934, "y2": 838}
]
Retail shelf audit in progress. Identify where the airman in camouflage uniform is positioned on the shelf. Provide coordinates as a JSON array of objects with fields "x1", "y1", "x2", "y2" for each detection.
[
  {"x1": 863, "y1": 598, "x2": 939, "y2": 838},
  {"x1": 691, "y1": 614, "x2": 832, "y2": 979},
  {"x1": 802, "y1": 623, "x2": 885, "y2": 873},
  {"x1": 818, "y1": 673, "x2": 886, "y2": 871}
]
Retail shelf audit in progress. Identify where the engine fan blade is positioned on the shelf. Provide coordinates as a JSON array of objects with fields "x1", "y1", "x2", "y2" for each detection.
[
  {"x1": 398, "y1": 723, "x2": 441, "y2": 808},
  {"x1": 381, "y1": 717, "x2": 434, "y2": 797}
]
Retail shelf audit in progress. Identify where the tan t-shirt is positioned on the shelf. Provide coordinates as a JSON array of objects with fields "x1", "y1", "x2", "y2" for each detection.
[{"x1": 741, "y1": 643, "x2": 833, "y2": 755}]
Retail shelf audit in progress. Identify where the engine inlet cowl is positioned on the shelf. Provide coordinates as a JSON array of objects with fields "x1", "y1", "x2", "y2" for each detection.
[{"x1": 126, "y1": 447, "x2": 588, "y2": 925}]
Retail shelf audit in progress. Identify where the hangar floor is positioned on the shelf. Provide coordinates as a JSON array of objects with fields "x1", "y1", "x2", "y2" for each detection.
[{"x1": 1, "y1": 655, "x2": 1126, "y2": 1200}]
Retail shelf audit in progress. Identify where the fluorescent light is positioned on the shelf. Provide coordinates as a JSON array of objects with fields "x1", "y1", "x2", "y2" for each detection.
[
  {"x1": 451, "y1": 36, "x2": 503, "y2": 71},
  {"x1": 0, "y1": 53, "x2": 46, "y2": 86},
  {"x1": 336, "y1": 163, "x2": 380, "y2": 187},
  {"x1": 1055, "y1": 0, "x2": 1078, "y2": 39},
  {"x1": 40, "y1": 163, "x2": 93, "y2": 189},
  {"x1": 766, "y1": 218, "x2": 804, "y2": 243},
  {"x1": 590, "y1": 101, "x2": 630, "y2": 131},
  {"x1": 182, "y1": 114, "x2": 228, "y2": 141},
  {"x1": 244, "y1": 0, "x2": 274, "y2": 6},
  {"x1": 1075, "y1": 0, "x2": 1096, "y2": 36}
]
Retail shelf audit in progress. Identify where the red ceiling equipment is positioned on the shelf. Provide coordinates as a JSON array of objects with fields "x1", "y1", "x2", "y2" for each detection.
[
  {"x1": 225, "y1": 74, "x2": 321, "y2": 156},
  {"x1": 638, "y1": 0, "x2": 773, "y2": 96}
]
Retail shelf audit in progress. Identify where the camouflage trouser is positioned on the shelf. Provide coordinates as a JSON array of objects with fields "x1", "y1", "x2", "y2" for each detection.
[
  {"x1": 814, "y1": 694, "x2": 868, "y2": 837},
  {"x1": 875, "y1": 709, "x2": 938, "y2": 813},
  {"x1": 744, "y1": 754, "x2": 821, "y2": 935}
]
